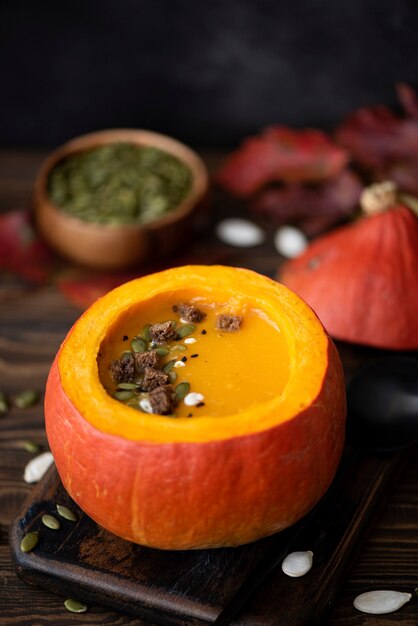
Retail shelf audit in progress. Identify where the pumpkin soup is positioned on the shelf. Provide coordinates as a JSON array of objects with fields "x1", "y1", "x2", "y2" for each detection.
[{"x1": 98, "y1": 294, "x2": 290, "y2": 417}]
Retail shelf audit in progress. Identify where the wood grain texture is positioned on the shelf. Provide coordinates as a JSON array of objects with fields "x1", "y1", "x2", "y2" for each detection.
[
  {"x1": 8, "y1": 449, "x2": 410, "y2": 626},
  {"x1": 0, "y1": 150, "x2": 418, "y2": 625}
]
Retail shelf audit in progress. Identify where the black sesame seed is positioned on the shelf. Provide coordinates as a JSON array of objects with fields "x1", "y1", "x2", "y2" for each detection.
[
  {"x1": 191, "y1": 354, "x2": 199, "y2": 358},
  {"x1": 123, "y1": 335, "x2": 129, "y2": 341},
  {"x1": 201, "y1": 329, "x2": 207, "y2": 335},
  {"x1": 181, "y1": 356, "x2": 187, "y2": 362},
  {"x1": 187, "y1": 413, "x2": 193, "y2": 417},
  {"x1": 196, "y1": 402, "x2": 205, "y2": 408},
  {"x1": 172, "y1": 305, "x2": 178, "y2": 312}
]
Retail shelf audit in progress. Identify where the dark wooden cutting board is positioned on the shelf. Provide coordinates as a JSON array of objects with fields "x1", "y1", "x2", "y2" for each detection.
[{"x1": 9, "y1": 445, "x2": 407, "y2": 626}]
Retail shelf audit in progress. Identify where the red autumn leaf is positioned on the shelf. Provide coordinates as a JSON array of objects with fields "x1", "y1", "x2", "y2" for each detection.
[
  {"x1": 0, "y1": 210, "x2": 57, "y2": 284},
  {"x1": 336, "y1": 84, "x2": 418, "y2": 169},
  {"x1": 252, "y1": 170, "x2": 362, "y2": 236},
  {"x1": 57, "y1": 272, "x2": 139, "y2": 310},
  {"x1": 375, "y1": 159, "x2": 418, "y2": 196},
  {"x1": 217, "y1": 126, "x2": 348, "y2": 197}
]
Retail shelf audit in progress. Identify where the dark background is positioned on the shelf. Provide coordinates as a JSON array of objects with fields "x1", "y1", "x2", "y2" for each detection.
[{"x1": 1, "y1": 0, "x2": 417, "y2": 149}]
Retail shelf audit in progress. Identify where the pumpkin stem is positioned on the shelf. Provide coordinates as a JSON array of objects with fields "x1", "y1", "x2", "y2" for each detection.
[{"x1": 360, "y1": 181, "x2": 398, "y2": 215}]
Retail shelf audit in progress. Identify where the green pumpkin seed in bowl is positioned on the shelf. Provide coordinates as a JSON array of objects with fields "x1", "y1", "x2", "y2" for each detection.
[{"x1": 47, "y1": 143, "x2": 193, "y2": 225}]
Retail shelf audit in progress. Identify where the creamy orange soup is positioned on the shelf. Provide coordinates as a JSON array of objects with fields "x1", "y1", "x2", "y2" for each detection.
[{"x1": 99, "y1": 294, "x2": 290, "y2": 417}]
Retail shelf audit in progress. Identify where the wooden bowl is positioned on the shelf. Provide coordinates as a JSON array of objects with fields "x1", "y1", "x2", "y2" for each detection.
[{"x1": 33, "y1": 129, "x2": 209, "y2": 269}]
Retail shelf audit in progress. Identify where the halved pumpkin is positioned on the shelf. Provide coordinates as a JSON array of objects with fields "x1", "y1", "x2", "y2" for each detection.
[{"x1": 45, "y1": 265, "x2": 346, "y2": 549}]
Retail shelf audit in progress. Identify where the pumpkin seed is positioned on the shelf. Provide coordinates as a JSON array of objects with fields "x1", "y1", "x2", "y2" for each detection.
[
  {"x1": 163, "y1": 359, "x2": 176, "y2": 373},
  {"x1": 126, "y1": 396, "x2": 140, "y2": 408},
  {"x1": 141, "y1": 324, "x2": 152, "y2": 342},
  {"x1": 24, "y1": 452, "x2": 54, "y2": 484},
  {"x1": 121, "y1": 350, "x2": 133, "y2": 361},
  {"x1": 175, "y1": 382, "x2": 190, "y2": 402},
  {"x1": 20, "y1": 531, "x2": 39, "y2": 553},
  {"x1": 169, "y1": 371, "x2": 177, "y2": 382},
  {"x1": 42, "y1": 514, "x2": 60, "y2": 530},
  {"x1": 48, "y1": 143, "x2": 192, "y2": 226},
  {"x1": 353, "y1": 590, "x2": 412, "y2": 614},
  {"x1": 139, "y1": 398, "x2": 153, "y2": 414},
  {"x1": 184, "y1": 392, "x2": 205, "y2": 407},
  {"x1": 0, "y1": 391, "x2": 8, "y2": 415},
  {"x1": 131, "y1": 336, "x2": 147, "y2": 353},
  {"x1": 176, "y1": 324, "x2": 195, "y2": 339},
  {"x1": 56, "y1": 504, "x2": 77, "y2": 522},
  {"x1": 13, "y1": 390, "x2": 40, "y2": 409},
  {"x1": 22, "y1": 440, "x2": 41, "y2": 453},
  {"x1": 281, "y1": 551, "x2": 313, "y2": 577},
  {"x1": 114, "y1": 390, "x2": 134, "y2": 401},
  {"x1": 64, "y1": 598, "x2": 88, "y2": 614},
  {"x1": 117, "y1": 382, "x2": 139, "y2": 390},
  {"x1": 155, "y1": 347, "x2": 169, "y2": 357},
  {"x1": 170, "y1": 344, "x2": 186, "y2": 353}
]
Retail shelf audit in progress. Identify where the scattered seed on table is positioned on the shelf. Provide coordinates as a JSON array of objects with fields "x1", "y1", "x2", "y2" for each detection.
[
  {"x1": 216, "y1": 218, "x2": 265, "y2": 247},
  {"x1": 24, "y1": 452, "x2": 54, "y2": 484},
  {"x1": 22, "y1": 440, "x2": 41, "y2": 453},
  {"x1": 274, "y1": 225, "x2": 308, "y2": 259},
  {"x1": 0, "y1": 391, "x2": 8, "y2": 415},
  {"x1": 353, "y1": 590, "x2": 412, "y2": 615},
  {"x1": 13, "y1": 390, "x2": 40, "y2": 409},
  {"x1": 42, "y1": 514, "x2": 60, "y2": 530},
  {"x1": 281, "y1": 551, "x2": 313, "y2": 577},
  {"x1": 64, "y1": 598, "x2": 88, "y2": 614},
  {"x1": 20, "y1": 531, "x2": 39, "y2": 553},
  {"x1": 56, "y1": 504, "x2": 77, "y2": 522}
]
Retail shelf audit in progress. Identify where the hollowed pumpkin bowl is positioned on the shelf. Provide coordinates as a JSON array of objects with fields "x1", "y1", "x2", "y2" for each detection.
[{"x1": 45, "y1": 265, "x2": 346, "y2": 549}]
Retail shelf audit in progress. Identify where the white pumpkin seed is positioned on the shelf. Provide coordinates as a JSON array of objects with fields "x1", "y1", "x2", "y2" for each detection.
[
  {"x1": 353, "y1": 590, "x2": 412, "y2": 614},
  {"x1": 173, "y1": 360, "x2": 186, "y2": 368},
  {"x1": 24, "y1": 452, "x2": 54, "y2": 484},
  {"x1": 184, "y1": 392, "x2": 205, "y2": 407},
  {"x1": 216, "y1": 218, "x2": 265, "y2": 247},
  {"x1": 274, "y1": 225, "x2": 307, "y2": 258},
  {"x1": 184, "y1": 337, "x2": 197, "y2": 344},
  {"x1": 139, "y1": 398, "x2": 153, "y2": 414},
  {"x1": 281, "y1": 550, "x2": 313, "y2": 577}
]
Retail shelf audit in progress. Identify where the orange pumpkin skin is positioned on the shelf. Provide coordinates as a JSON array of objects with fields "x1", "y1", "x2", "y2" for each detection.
[
  {"x1": 45, "y1": 266, "x2": 346, "y2": 550},
  {"x1": 281, "y1": 206, "x2": 418, "y2": 350}
]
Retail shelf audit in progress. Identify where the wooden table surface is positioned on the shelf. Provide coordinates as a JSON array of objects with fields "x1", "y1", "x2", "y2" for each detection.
[{"x1": 0, "y1": 150, "x2": 417, "y2": 625}]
